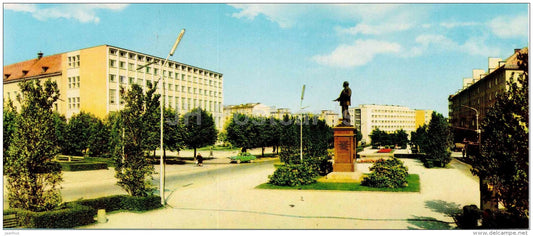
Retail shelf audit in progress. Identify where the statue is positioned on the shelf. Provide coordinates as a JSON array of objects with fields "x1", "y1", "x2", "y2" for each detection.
[{"x1": 334, "y1": 81, "x2": 352, "y2": 126}]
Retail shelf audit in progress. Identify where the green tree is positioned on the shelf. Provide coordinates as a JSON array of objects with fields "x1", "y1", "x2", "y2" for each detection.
[
  {"x1": 225, "y1": 113, "x2": 258, "y2": 153},
  {"x1": 370, "y1": 128, "x2": 388, "y2": 147},
  {"x1": 64, "y1": 112, "x2": 109, "y2": 156},
  {"x1": 410, "y1": 124, "x2": 428, "y2": 154},
  {"x1": 3, "y1": 99, "x2": 17, "y2": 172},
  {"x1": 52, "y1": 112, "x2": 68, "y2": 155},
  {"x1": 163, "y1": 107, "x2": 185, "y2": 159},
  {"x1": 5, "y1": 79, "x2": 62, "y2": 211},
  {"x1": 472, "y1": 51, "x2": 528, "y2": 219},
  {"x1": 423, "y1": 112, "x2": 453, "y2": 168},
  {"x1": 113, "y1": 84, "x2": 158, "y2": 197},
  {"x1": 182, "y1": 108, "x2": 218, "y2": 158},
  {"x1": 392, "y1": 129, "x2": 409, "y2": 148},
  {"x1": 355, "y1": 128, "x2": 363, "y2": 145}
]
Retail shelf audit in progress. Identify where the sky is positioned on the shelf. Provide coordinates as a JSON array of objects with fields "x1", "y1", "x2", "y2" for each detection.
[{"x1": 2, "y1": 3, "x2": 529, "y2": 116}]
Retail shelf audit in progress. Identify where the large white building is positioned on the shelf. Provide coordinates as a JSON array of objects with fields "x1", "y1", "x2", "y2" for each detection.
[{"x1": 351, "y1": 104, "x2": 426, "y2": 144}]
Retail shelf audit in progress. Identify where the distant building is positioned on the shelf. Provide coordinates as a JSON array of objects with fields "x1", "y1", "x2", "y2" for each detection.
[
  {"x1": 415, "y1": 109, "x2": 433, "y2": 128},
  {"x1": 270, "y1": 108, "x2": 291, "y2": 120},
  {"x1": 223, "y1": 103, "x2": 274, "y2": 125},
  {"x1": 448, "y1": 47, "x2": 527, "y2": 143},
  {"x1": 318, "y1": 110, "x2": 339, "y2": 127},
  {"x1": 3, "y1": 45, "x2": 225, "y2": 130},
  {"x1": 350, "y1": 104, "x2": 416, "y2": 144}
]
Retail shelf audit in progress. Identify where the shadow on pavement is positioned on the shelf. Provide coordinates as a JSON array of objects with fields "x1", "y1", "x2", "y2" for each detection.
[
  {"x1": 407, "y1": 216, "x2": 453, "y2": 229},
  {"x1": 425, "y1": 200, "x2": 462, "y2": 216}
]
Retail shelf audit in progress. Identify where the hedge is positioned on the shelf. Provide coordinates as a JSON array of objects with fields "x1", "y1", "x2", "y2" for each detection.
[
  {"x1": 3, "y1": 204, "x2": 94, "y2": 228},
  {"x1": 4, "y1": 195, "x2": 162, "y2": 228},
  {"x1": 73, "y1": 195, "x2": 162, "y2": 213},
  {"x1": 60, "y1": 162, "x2": 108, "y2": 171},
  {"x1": 393, "y1": 153, "x2": 426, "y2": 159}
]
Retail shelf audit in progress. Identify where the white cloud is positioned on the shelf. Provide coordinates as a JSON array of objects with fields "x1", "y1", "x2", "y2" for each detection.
[
  {"x1": 403, "y1": 34, "x2": 501, "y2": 57},
  {"x1": 229, "y1": 4, "x2": 404, "y2": 29},
  {"x1": 336, "y1": 22, "x2": 412, "y2": 35},
  {"x1": 488, "y1": 15, "x2": 528, "y2": 38},
  {"x1": 5, "y1": 4, "x2": 128, "y2": 23},
  {"x1": 312, "y1": 39, "x2": 401, "y2": 68},
  {"x1": 440, "y1": 21, "x2": 481, "y2": 29}
]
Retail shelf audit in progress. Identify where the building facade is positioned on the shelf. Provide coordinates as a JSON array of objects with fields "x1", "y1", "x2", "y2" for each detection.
[
  {"x1": 318, "y1": 110, "x2": 339, "y2": 127},
  {"x1": 4, "y1": 45, "x2": 225, "y2": 130},
  {"x1": 448, "y1": 47, "x2": 527, "y2": 143},
  {"x1": 351, "y1": 104, "x2": 432, "y2": 144}
]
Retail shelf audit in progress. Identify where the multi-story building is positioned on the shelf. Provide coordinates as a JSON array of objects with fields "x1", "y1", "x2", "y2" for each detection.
[
  {"x1": 3, "y1": 45, "x2": 225, "y2": 130},
  {"x1": 270, "y1": 108, "x2": 291, "y2": 120},
  {"x1": 351, "y1": 104, "x2": 432, "y2": 144},
  {"x1": 318, "y1": 110, "x2": 339, "y2": 127},
  {"x1": 415, "y1": 109, "x2": 433, "y2": 128},
  {"x1": 223, "y1": 103, "x2": 274, "y2": 125},
  {"x1": 448, "y1": 47, "x2": 527, "y2": 143}
]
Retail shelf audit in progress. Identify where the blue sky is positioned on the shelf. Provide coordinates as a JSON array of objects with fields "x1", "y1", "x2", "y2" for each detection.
[{"x1": 3, "y1": 3, "x2": 529, "y2": 116}]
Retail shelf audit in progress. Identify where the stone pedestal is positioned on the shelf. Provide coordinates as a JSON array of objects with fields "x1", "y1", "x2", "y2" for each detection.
[{"x1": 332, "y1": 126, "x2": 356, "y2": 172}]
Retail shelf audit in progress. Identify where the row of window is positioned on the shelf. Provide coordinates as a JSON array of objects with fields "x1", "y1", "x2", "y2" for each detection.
[
  {"x1": 371, "y1": 120, "x2": 415, "y2": 124},
  {"x1": 68, "y1": 55, "x2": 80, "y2": 68},
  {"x1": 68, "y1": 97, "x2": 80, "y2": 109},
  {"x1": 371, "y1": 125, "x2": 415, "y2": 130},
  {"x1": 109, "y1": 75, "x2": 222, "y2": 97},
  {"x1": 109, "y1": 89, "x2": 222, "y2": 112},
  {"x1": 68, "y1": 76, "x2": 80, "y2": 89},
  {"x1": 108, "y1": 65, "x2": 222, "y2": 88},
  {"x1": 107, "y1": 55, "x2": 221, "y2": 79},
  {"x1": 371, "y1": 114, "x2": 415, "y2": 118}
]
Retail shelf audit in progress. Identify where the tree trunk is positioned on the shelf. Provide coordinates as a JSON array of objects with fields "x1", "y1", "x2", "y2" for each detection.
[
  {"x1": 193, "y1": 148, "x2": 197, "y2": 160},
  {"x1": 261, "y1": 147, "x2": 265, "y2": 157},
  {"x1": 241, "y1": 147, "x2": 247, "y2": 153}
]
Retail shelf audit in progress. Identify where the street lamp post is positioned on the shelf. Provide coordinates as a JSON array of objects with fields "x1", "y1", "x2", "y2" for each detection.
[
  {"x1": 299, "y1": 85, "x2": 306, "y2": 163},
  {"x1": 461, "y1": 105, "x2": 480, "y2": 143},
  {"x1": 137, "y1": 29, "x2": 185, "y2": 206}
]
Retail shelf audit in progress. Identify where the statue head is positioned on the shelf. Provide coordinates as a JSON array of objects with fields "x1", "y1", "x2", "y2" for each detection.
[{"x1": 343, "y1": 81, "x2": 349, "y2": 87}]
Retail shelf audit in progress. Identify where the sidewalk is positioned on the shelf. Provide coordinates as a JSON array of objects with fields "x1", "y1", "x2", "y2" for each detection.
[{"x1": 80, "y1": 158, "x2": 480, "y2": 229}]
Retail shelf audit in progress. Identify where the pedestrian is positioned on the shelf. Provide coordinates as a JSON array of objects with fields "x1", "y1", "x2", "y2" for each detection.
[{"x1": 196, "y1": 153, "x2": 203, "y2": 167}]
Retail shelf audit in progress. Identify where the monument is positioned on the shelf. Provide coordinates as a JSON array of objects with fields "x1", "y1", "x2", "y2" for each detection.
[{"x1": 325, "y1": 81, "x2": 361, "y2": 181}]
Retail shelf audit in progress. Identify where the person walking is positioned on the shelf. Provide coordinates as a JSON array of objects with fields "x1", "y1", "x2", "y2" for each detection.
[{"x1": 196, "y1": 153, "x2": 203, "y2": 167}]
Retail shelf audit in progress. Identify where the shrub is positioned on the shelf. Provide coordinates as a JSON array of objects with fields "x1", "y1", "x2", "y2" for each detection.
[
  {"x1": 362, "y1": 158, "x2": 408, "y2": 188},
  {"x1": 4, "y1": 203, "x2": 94, "y2": 228},
  {"x1": 304, "y1": 155, "x2": 333, "y2": 176},
  {"x1": 73, "y1": 195, "x2": 162, "y2": 213},
  {"x1": 453, "y1": 205, "x2": 482, "y2": 229},
  {"x1": 60, "y1": 162, "x2": 108, "y2": 171},
  {"x1": 268, "y1": 163, "x2": 318, "y2": 186}
]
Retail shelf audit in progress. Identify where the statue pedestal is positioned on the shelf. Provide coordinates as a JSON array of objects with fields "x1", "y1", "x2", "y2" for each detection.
[
  {"x1": 332, "y1": 126, "x2": 356, "y2": 172},
  {"x1": 324, "y1": 125, "x2": 362, "y2": 182}
]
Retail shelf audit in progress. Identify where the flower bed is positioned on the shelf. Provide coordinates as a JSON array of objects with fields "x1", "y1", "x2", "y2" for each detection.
[{"x1": 377, "y1": 148, "x2": 393, "y2": 153}]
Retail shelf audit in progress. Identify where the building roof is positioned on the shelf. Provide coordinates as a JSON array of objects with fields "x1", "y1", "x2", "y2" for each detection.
[
  {"x1": 4, "y1": 53, "x2": 62, "y2": 83},
  {"x1": 503, "y1": 47, "x2": 528, "y2": 68}
]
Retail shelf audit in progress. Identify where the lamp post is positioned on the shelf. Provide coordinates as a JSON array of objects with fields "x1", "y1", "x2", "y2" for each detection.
[
  {"x1": 137, "y1": 29, "x2": 185, "y2": 206},
  {"x1": 299, "y1": 85, "x2": 306, "y2": 163},
  {"x1": 461, "y1": 105, "x2": 480, "y2": 144}
]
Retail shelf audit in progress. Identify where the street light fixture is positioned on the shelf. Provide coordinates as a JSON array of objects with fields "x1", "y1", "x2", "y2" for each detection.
[
  {"x1": 461, "y1": 105, "x2": 480, "y2": 144},
  {"x1": 138, "y1": 29, "x2": 185, "y2": 206}
]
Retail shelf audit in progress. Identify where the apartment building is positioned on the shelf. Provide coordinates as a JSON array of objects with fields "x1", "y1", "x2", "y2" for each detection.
[
  {"x1": 318, "y1": 110, "x2": 339, "y2": 127},
  {"x1": 448, "y1": 47, "x2": 527, "y2": 143},
  {"x1": 351, "y1": 104, "x2": 432, "y2": 144},
  {"x1": 3, "y1": 45, "x2": 224, "y2": 130}
]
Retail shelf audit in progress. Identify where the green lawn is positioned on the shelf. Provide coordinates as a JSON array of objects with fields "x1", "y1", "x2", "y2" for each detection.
[{"x1": 256, "y1": 174, "x2": 420, "y2": 192}]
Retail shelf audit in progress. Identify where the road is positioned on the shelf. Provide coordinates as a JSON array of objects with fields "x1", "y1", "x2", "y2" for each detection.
[{"x1": 3, "y1": 148, "x2": 278, "y2": 207}]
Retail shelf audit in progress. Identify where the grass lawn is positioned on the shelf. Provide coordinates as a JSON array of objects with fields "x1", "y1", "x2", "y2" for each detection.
[{"x1": 256, "y1": 174, "x2": 420, "y2": 192}]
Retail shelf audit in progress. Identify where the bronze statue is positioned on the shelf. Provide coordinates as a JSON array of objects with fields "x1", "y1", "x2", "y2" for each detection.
[{"x1": 334, "y1": 81, "x2": 352, "y2": 126}]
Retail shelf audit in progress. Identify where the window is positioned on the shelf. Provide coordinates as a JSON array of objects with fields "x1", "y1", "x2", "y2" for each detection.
[
  {"x1": 137, "y1": 78, "x2": 144, "y2": 85},
  {"x1": 154, "y1": 68, "x2": 159, "y2": 75},
  {"x1": 76, "y1": 97, "x2": 80, "y2": 108},
  {"x1": 182, "y1": 74, "x2": 185, "y2": 81},
  {"x1": 182, "y1": 86, "x2": 185, "y2": 92},
  {"x1": 182, "y1": 98, "x2": 186, "y2": 110},
  {"x1": 76, "y1": 76, "x2": 80, "y2": 88},
  {"x1": 168, "y1": 83, "x2": 172, "y2": 90},
  {"x1": 129, "y1": 77, "x2": 135, "y2": 84},
  {"x1": 146, "y1": 67, "x2": 151, "y2": 74},
  {"x1": 110, "y1": 60, "x2": 116, "y2": 67},
  {"x1": 109, "y1": 89, "x2": 116, "y2": 104},
  {"x1": 119, "y1": 76, "x2": 125, "y2": 84},
  {"x1": 119, "y1": 61, "x2": 125, "y2": 69},
  {"x1": 68, "y1": 77, "x2": 72, "y2": 88},
  {"x1": 109, "y1": 74, "x2": 116, "y2": 83},
  {"x1": 128, "y1": 63, "x2": 134, "y2": 70},
  {"x1": 68, "y1": 98, "x2": 72, "y2": 109}
]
